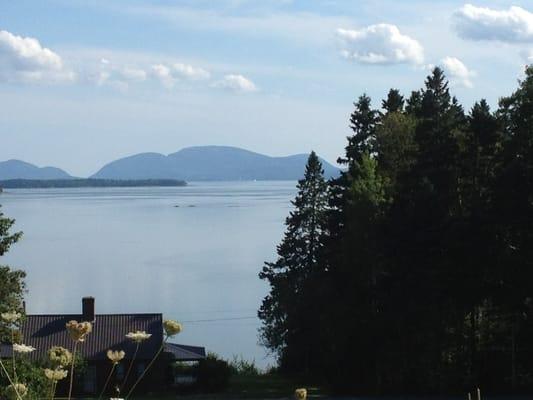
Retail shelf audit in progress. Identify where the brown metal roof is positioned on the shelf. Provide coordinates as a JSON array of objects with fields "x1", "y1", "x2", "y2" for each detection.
[{"x1": 19, "y1": 313, "x2": 163, "y2": 361}]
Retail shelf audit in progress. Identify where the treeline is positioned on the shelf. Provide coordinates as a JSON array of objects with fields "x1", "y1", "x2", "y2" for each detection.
[
  {"x1": 0, "y1": 178, "x2": 186, "y2": 189},
  {"x1": 259, "y1": 67, "x2": 533, "y2": 395}
]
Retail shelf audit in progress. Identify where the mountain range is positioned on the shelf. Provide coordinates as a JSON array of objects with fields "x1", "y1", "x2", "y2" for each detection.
[
  {"x1": 0, "y1": 146, "x2": 340, "y2": 181},
  {"x1": 0, "y1": 160, "x2": 73, "y2": 180}
]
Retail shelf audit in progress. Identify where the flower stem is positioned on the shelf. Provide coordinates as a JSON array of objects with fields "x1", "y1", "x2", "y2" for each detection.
[
  {"x1": 0, "y1": 358, "x2": 23, "y2": 400},
  {"x1": 98, "y1": 363, "x2": 116, "y2": 400},
  {"x1": 11, "y1": 328, "x2": 17, "y2": 383},
  {"x1": 122, "y1": 342, "x2": 139, "y2": 391},
  {"x1": 50, "y1": 380, "x2": 58, "y2": 400},
  {"x1": 67, "y1": 341, "x2": 78, "y2": 400},
  {"x1": 124, "y1": 337, "x2": 167, "y2": 400}
]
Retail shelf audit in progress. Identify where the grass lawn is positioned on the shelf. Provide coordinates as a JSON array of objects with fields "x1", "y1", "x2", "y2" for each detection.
[
  {"x1": 104, "y1": 374, "x2": 326, "y2": 400},
  {"x1": 225, "y1": 374, "x2": 324, "y2": 398}
]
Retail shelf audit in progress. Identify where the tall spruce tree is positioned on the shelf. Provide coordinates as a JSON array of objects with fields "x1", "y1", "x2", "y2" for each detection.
[
  {"x1": 258, "y1": 151, "x2": 329, "y2": 371},
  {"x1": 322, "y1": 93, "x2": 392, "y2": 392}
]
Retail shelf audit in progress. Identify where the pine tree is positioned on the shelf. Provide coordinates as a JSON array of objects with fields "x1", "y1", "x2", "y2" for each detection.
[
  {"x1": 258, "y1": 151, "x2": 329, "y2": 371},
  {"x1": 339, "y1": 94, "x2": 379, "y2": 167},
  {"x1": 382, "y1": 89, "x2": 404, "y2": 114}
]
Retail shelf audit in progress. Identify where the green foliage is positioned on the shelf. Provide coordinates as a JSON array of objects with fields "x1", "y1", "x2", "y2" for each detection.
[
  {"x1": 229, "y1": 356, "x2": 260, "y2": 377},
  {"x1": 0, "y1": 205, "x2": 25, "y2": 342},
  {"x1": 0, "y1": 357, "x2": 49, "y2": 400},
  {"x1": 259, "y1": 152, "x2": 329, "y2": 372},
  {"x1": 260, "y1": 66, "x2": 533, "y2": 394},
  {"x1": 0, "y1": 205, "x2": 22, "y2": 257},
  {"x1": 196, "y1": 353, "x2": 232, "y2": 392}
]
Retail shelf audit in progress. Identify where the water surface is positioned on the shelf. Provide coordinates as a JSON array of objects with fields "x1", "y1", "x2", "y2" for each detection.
[{"x1": 0, "y1": 181, "x2": 296, "y2": 368}]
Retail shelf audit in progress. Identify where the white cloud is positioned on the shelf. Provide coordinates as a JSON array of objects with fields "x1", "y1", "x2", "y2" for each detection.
[
  {"x1": 454, "y1": 4, "x2": 533, "y2": 42},
  {"x1": 173, "y1": 63, "x2": 210, "y2": 80},
  {"x1": 0, "y1": 30, "x2": 74, "y2": 83},
  {"x1": 441, "y1": 56, "x2": 475, "y2": 88},
  {"x1": 120, "y1": 67, "x2": 147, "y2": 82},
  {"x1": 336, "y1": 24, "x2": 424, "y2": 65},
  {"x1": 213, "y1": 74, "x2": 257, "y2": 92},
  {"x1": 150, "y1": 62, "x2": 211, "y2": 88},
  {"x1": 151, "y1": 64, "x2": 175, "y2": 88},
  {"x1": 88, "y1": 59, "x2": 146, "y2": 90}
]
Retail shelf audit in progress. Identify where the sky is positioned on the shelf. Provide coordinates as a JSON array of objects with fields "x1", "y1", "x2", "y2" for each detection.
[{"x1": 1, "y1": 0, "x2": 533, "y2": 177}]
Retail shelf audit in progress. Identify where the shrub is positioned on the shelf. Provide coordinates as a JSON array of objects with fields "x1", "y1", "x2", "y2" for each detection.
[
  {"x1": 197, "y1": 353, "x2": 231, "y2": 392},
  {"x1": 229, "y1": 355, "x2": 260, "y2": 377},
  {"x1": 0, "y1": 357, "x2": 49, "y2": 400}
]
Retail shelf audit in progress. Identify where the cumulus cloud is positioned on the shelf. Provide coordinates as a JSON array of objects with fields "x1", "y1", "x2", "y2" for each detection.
[
  {"x1": 173, "y1": 63, "x2": 210, "y2": 80},
  {"x1": 89, "y1": 59, "x2": 147, "y2": 90},
  {"x1": 151, "y1": 64, "x2": 176, "y2": 88},
  {"x1": 454, "y1": 4, "x2": 533, "y2": 42},
  {"x1": 150, "y1": 62, "x2": 210, "y2": 88},
  {"x1": 336, "y1": 24, "x2": 424, "y2": 65},
  {"x1": 120, "y1": 67, "x2": 147, "y2": 82},
  {"x1": 0, "y1": 29, "x2": 74, "y2": 83},
  {"x1": 441, "y1": 56, "x2": 475, "y2": 88},
  {"x1": 213, "y1": 74, "x2": 257, "y2": 92}
]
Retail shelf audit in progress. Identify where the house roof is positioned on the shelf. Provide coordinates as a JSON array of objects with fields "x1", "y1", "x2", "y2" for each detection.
[
  {"x1": 1, "y1": 312, "x2": 207, "y2": 363},
  {"x1": 16, "y1": 313, "x2": 164, "y2": 361},
  {"x1": 164, "y1": 342, "x2": 206, "y2": 361}
]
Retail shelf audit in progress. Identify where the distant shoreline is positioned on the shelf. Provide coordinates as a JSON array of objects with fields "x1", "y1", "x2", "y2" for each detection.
[{"x1": 0, "y1": 178, "x2": 187, "y2": 189}]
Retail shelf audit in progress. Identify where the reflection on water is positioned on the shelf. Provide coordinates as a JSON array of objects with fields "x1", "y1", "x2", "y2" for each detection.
[{"x1": 0, "y1": 181, "x2": 297, "y2": 368}]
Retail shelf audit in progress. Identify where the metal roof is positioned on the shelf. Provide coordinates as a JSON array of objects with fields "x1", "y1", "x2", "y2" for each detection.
[
  {"x1": 17, "y1": 313, "x2": 163, "y2": 361},
  {"x1": 164, "y1": 343, "x2": 206, "y2": 361}
]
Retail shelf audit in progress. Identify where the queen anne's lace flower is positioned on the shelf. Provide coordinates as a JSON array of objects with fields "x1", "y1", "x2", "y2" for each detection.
[
  {"x1": 294, "y1": 388, "x2": 307, "y2": 400},
  {"x1": 163, "y1": 320, "x2": 182, "y2": 337},
  {"x1": 65, "y1": 320, "x2": 92, "y2": 342},
  {"x1": 48, "y1": 346, "x2": 73, "y2": 367},
  {"x1": 1, "y1": 312, "x2": 21, "y2": 324},
  {"x1": 44, "y1": 368, "x2": 68, "y2": 381},
  {"x1": 12, "y1": 344, "x2": 36, "y2": 354},
  {"x1": 107, "y1": 349, "x2": 125, "y2": 364},
  {"x1": 125, "y1": 331, "x2": 151, "y2": 343},
  {"x1": 5, "y1": 383, "x2": 28, "y2": 400}
]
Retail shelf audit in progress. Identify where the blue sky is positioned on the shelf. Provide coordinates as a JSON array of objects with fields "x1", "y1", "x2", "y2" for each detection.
[{"x1": 1, "y1": 0, "x2": 532, "y2": 176}]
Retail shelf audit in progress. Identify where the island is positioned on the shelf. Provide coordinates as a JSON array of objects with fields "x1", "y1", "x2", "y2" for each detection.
[{"x1": 0, "y1": 178, "x2": 187, "y2": 189}]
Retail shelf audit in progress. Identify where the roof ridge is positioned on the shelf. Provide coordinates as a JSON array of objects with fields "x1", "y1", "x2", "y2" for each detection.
[{"x1": 26, "y1": 313, "x2": 163, "y2": 317}]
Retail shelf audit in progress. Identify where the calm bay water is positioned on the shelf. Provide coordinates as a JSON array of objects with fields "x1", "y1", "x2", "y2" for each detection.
[{"x1": 0, "y1": 181, "x2": 296, "y2": 368}]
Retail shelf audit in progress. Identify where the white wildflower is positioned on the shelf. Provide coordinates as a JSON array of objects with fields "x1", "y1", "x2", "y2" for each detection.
[
  {"x1": 125, "y1": 331, "x2": 151, "y2": 343},
  {"x1": 13, "y1": 344, "x2": 36, "y2": 354}
]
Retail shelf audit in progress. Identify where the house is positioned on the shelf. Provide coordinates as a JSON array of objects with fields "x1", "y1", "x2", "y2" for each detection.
[{"x1": 1, "y1": 297, "x2": 206, "y2": 395}]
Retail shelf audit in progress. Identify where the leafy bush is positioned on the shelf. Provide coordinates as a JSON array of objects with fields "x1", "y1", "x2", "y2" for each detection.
[
  {"x1": 229, "y1": 355, "x2": 260, "y2": 377},
  {"x1": 0, "y1": 357, "x2": 49, "y2": 400},
  {"x1": 196, "y1": 353, "x2": 231, "y2": 392}
]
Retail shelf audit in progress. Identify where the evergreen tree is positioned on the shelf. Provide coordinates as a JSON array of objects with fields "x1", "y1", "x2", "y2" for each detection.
[
  {"x1": 260, "y1": 66, "x2": 533, "y2": 394},
  {"x1": 382, "y1": 89, "x2": 404, "y2": 114},
  {"x1": 258, "y1": 151, "x2": 329, "y2": 372},
  {"x1": 339, "y1": 94, "x2": 379, "y2": 167}
]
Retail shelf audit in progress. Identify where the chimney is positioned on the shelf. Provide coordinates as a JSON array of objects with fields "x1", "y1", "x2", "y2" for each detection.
[{"x1": 82, "y1": 297, "x2": 95, "y2": 322}]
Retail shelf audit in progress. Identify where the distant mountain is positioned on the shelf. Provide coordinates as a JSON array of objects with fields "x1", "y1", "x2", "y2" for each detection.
[
  {"x1": 0, "y1": 160, "x2": 73, "y2": 180},
  {"x1": 91, "y1": 146, "x2": 340, "y2": 181}
]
